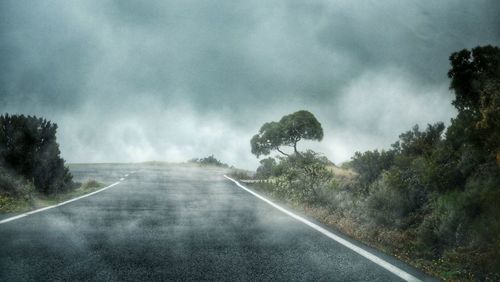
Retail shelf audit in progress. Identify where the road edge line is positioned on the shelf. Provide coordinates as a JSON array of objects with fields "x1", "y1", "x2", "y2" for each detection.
[
  {"x1": 0, "y1": 181, "x2": 121, "y2": 225},
  {"x1": 223, "y1": 175, "x2": 422, "y2": 282}
]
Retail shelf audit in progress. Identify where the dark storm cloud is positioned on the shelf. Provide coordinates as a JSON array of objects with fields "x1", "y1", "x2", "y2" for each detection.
[{"x1": 1, "y1": 0, "x2": 499, "y2": 169}]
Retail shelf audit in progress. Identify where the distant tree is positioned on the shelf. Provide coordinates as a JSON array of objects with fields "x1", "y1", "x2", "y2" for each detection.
[
  {"x1": 0, "y1": 114, "x2": 74, "y2": 194},
  {"x1": 250, "y1": 122, "x2": 286, "y2": 157},
  {"x1": 189, "y1": 155, "x2": 229, "y2": 168},
  {"x1": 250, "y1": 110, "x2": 323, "y2": 158}
]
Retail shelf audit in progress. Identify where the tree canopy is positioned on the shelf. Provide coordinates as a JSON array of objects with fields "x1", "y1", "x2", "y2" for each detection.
[
  {"x1": 448, "y1": 45, "x2": 500, "y2": 114},
  {"x1": 447, "y1": 45, "x2": 500, "y2": 163},
  {"x1": 0, "y1": 114, "x2": 74, "y2": 194},
  {"x1": 250, "y1": 110, "x2": 323, "y2": 158}
]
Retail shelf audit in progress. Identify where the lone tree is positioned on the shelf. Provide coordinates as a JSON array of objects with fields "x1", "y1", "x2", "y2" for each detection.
[{"x1": 250, "y1": 110, "x2": 323, "y2": 158}]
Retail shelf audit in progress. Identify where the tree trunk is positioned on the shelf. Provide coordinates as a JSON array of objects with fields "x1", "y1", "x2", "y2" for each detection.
[
  {"x1": 276, "y1": 148, "x2": 290, "y2": 157},
  {"x1": 293, "y1": 141, "x2": 302, "y2": 157}
]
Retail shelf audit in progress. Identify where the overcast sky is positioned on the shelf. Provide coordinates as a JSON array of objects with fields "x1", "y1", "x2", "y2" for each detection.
[{"x1": 1, "y1": 0, "x2": 499, "y2": 169}]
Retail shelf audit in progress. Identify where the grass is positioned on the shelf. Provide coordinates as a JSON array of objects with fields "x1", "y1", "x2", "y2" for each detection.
[
  {"x1": 0, "y1": 195, "x2": 33, "y2": 213},
  {"x1": 0, "y1": 179, "x2": 105, "y2": 214}
]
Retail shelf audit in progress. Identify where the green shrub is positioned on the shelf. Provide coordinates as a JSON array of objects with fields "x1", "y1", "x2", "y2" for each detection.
[
  {"x1": 392, "y1": 123, "x2": 445, "y2": 158},
  {"x1": 0, "y1": 167, "x2": 34, "y2": 212},
  {"x1": 364, "y1": 178, "x2": 411, "y2": 228},
  {"x1": 255, "y1": 157, "x2": 277, "y2": 179},
  {"x1": 0, "y1": 114, "x2": 74, "y2": 194},
  {"x1": 81, "y1": 179, "x2": 102, "y2": 190},
  {"x1": 350, "y1": 149, "x2": 395, "y2": 190},
  {"x1": 228, "y1": 169, "x2": 252, "y2": 180},
  {"x1": 273, "y1": 150, "x2": 334, "y2": 204},
  {"x1": 430, "y1": 174, "x2": 500, "y2": 249},
  {"x1": 0, "y1": 166, "x2": 34, "y2": 198}
]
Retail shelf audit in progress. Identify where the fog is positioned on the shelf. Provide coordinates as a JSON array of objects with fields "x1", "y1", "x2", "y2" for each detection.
[
  {"x1": 1, "y1": 0, "x2": 499, "y2": 169},
  {"x1": 3, "y1": 151, "x2": 432, "y2": 281},
  {"x1": 6, "y1": 164, "x2": 348, "y2": 280}
]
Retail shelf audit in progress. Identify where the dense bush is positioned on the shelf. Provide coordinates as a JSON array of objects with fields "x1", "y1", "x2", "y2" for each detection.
[
  {"x1": 256, "y1": 151, "x2": 334, "y2": 204},
  {"x1": 188, "y1": 155, "x2": 229, "y2": 168},
  {"x1": 81, "y1": 179, "x2": 102, "y2": 190},
  {"x1": 349, "y1": 149, "x2": 395, "y2": 192},
  {"x1": 0, "y1": 166, "x2": 34, "y2": 198},
  {"x1": 0, "y1": 114, "x2": 74, "y2": 195},
  {"x1": 255, "y1": 157, "x2": 277, "y2": 179}
]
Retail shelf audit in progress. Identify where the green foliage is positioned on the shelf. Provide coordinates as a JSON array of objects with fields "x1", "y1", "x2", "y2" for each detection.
[
  {"x1": 250, "y1": 122, "x2": 284, "y2": 157},
  {"x1": 227, "y1": 169, "x2": 252, "y2": 180},
  {"x1": 0, "y1": 194, "x2": 32, "y2": 213},
  {"x1": 0, "y1": 166, "x2": 34, "y2": 198},
  {"x1": 251, "y1": 110, "x2": 323, "y2": 157},
  {"x1": 0, "y1": 114, "x2": 74, "y2": 195},
  {"x1": 447, "y1": 45, "x2": 500, "y2": 163},
  {"x1": 392, "y1": 123, "x2": 445, "y2": 158},
  {"x1": 188, "y1": 155, "x2": 229, "y2": 168},
  {"x1": 262, "y1": 150, "x2": 334, "y2": 204},
  {"x1": 428, "y1": 172, "x2": 500, "y2": 249},
  {"x1": 346, "y1": 46, "x2": 500, "y2": 279},
  {"x1": 0, "y1": 166, "x2": 35, "y2": 212},
  {"x1": 255, "y1": 157, "x2": 277, "y2": 179},
  {"x1": 350, "y1": 149, "x2": 395, "y2": 190},
  {"x1": 279, "y1": 110, "x2": 324, "y2": 149},
  {"x1": 81, "y1": 179, "x2": 103, "y2": 190},
  {"x1": 448, "y1": 45, "x2": 500, "y2": 114},
  {"x1": 364, "y1": 177, "x2": 418, "y2": 228}
]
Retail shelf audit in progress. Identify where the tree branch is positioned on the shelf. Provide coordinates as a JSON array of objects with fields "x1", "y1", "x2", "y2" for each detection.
[{"x1": 276, "y1": 147, "x2": 290, "y2": 157}]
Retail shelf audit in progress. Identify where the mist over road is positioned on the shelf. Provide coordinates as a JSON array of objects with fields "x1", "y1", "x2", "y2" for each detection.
[{"x1": 0, "y1": 165, "x2": 429, "y2": 281}]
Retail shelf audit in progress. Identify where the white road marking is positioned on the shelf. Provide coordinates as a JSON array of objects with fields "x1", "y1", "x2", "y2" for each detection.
[
  {"x1": 0, "y1": 181, "x2": 122, "y2": 225},
  {"x1": 224, "y1": 175, "x2": 422, "y2": 282},
  {"x1": 119, "y1": 178, "x2": 125, "y2": 181}
]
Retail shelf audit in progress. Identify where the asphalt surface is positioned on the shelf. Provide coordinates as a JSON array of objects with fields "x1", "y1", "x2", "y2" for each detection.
[{"x1": 0, "y1": 164, "x2": 432, "y2": 281}]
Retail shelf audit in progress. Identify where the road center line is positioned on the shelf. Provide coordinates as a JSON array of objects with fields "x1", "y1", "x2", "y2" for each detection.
[
  {"x1": 223, "y1": 175, "x2": 422, "y2": 282},
  {"x1": 0, "y1": 181, "x2": 122, "y2": 225}
]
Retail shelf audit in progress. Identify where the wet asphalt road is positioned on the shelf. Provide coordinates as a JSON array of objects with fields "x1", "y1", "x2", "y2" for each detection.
[{"x1": 0, "y1": 164, "x2": 429, "y2": 281}]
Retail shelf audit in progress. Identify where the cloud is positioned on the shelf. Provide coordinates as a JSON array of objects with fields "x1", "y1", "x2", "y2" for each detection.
[{"x1": 1, "y1": 0, "x2": 499, "y2": 169}]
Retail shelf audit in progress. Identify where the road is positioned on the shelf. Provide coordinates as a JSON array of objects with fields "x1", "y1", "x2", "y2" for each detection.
[{"x1": 0, "y1": 164, "x2": 433, "y2": 281}]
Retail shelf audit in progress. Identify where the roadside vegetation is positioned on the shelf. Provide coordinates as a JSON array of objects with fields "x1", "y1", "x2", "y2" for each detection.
[
  {"x1": 188, "y1": 155, "x2": 230, "y2": 168},
  {"x1": 237, "y1": 46, "x2": 500, "y2": 280},
  {"x1": 0, "y1": 114, "x2": 103, "y2": 213}
]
